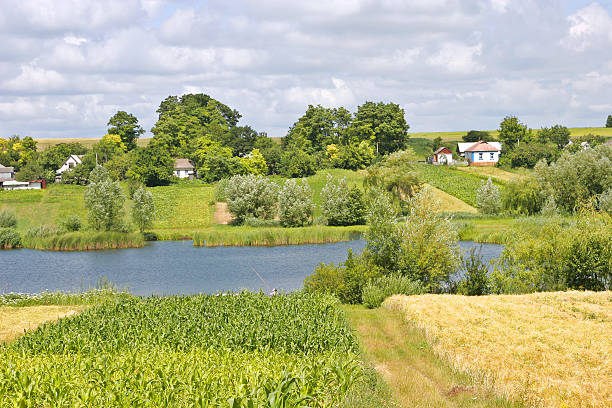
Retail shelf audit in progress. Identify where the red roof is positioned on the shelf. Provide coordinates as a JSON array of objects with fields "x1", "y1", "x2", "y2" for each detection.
[
  {"x1": 433, "y1": 147, "x2": 452, "y2": 155},
  {"x1": 465, "y1": 141, "x2": 500, "y2": 152}
]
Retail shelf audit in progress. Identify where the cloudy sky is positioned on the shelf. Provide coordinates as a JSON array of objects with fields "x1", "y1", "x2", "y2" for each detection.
[{"x1": 1, "y1": 0, "x2": 611, "y2": 139}]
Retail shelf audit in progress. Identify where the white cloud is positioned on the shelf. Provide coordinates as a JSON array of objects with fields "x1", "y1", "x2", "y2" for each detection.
[
  {"x1": 427, "y1": 42, "x2": 484, "y2": 74},
  {"x1": 563, "y1": 2, "x2": 612, "y2": 51}
]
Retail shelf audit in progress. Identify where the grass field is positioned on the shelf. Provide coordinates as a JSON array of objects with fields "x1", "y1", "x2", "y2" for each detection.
[
  {"x1": 0, "y1": 306, "x2": 83, "y2": 343},
  {"x1": 384, "y1": 291, "x2": 612, "y2": 408},
  {"x1": 409, "y1": 127, "x2": 612, "y2": 141},
  {"x1": 34, "y1": 137, "x2": 151, "y2": 151},
  {"x1": 456, "y1": 167, "x2": 524, "y2": 182},
  {"x1": 426, "y1": 184, "x2": 477, "y2": 213}
]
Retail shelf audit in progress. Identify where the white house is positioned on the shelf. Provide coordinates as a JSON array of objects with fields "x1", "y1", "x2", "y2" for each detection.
[
  {"x1": 56, "y1": 155, "x2": 84, "y2": 180},
  {"x1": 0, "y1": 165, "x2": 14, "y2": 180},
  {"x1": 173, "y1": 158, "x2": 195, "y2": 180},
  {"x1": 456, "y1": 141, "x2": 502, "y2": 166},
  {"x1": 431, "y1": 147, "x2": 453, "y2": 165}
]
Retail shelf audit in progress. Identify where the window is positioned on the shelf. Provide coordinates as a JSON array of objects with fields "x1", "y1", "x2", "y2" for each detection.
[
  {"x1": 490, "y1": 152, "x2": 495, "y2": 160},
  {"x1": 478, "y1": 152, "x2": 483, "y2": 160}
]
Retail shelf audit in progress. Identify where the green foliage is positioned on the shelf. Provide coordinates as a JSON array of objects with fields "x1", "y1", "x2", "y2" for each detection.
[
  {"x1": 226, "y1": 175, "x2": 278, "y2": 224},
  {"x1": 127, "y1": 179, "x2": 145, "y2": 199},
  {"x1": 497, "y1": 142, "x2": 559, "y2": 168},
  {"x1": 0, "y1": 227, "x2": 21, "y2": 248},
  {"x1": 22, "y1": 231, "x2": 144, "y2": 250},
  {"x1": 0, "y1": 135, "x2": 38, "y2": 171},
  {"x1": 0, "y1": 210, "x2": 17, "y2": 228},
  {"x1": 431, "y1": 136, "x2": 442, "y2": 151},
  {"x1": 38, "y1": 142, "x2": 88, "y2": 175},
  {"x1": 463, "y1": 130, "x2": 491, "y2": 142},
  {"x1": 502, "y1": 177, "x2": 545, "y2": 215},
  {"x1": 127, "y1": 144, "x2": 174, "y2": 187},
  {"x1": 600, "y1": 189, "x2": 612, "y2": 214},
  {"x1": 362, "y1": 274, "x2": 425, "y2": 308},
  {"x1": 321, "y1": 175, "x2": 366, "y2": 226},
  {"x1": 456, "y1": 247, "x2": 490, "y2": 295},
  {"x1": 280, "y1": 148, "x2": 316, "y2": 178},
  {"x1": 107, "y1": 111, "x2": 145, "y2": 151},
  {"x1": 476, "y1": 177, "x2": 501, "y2": 214},
  {"x1": 240, "y1": 148, "x2": 268, "y2": 175},
  {"x1": 0, "y1": 287, "x2": 129, "y2": 307},
  {"x1": 215, "y1": 178, "x2": 230, "y2": 202},
  {"x1": 540, "y1": 195, "x2": 558, "y2": 216},
  {"x1": 254, "y1": 137, "x2": 283, "y2": 175},
  {"x1": 284, "y1": 105, "x2": 351, "y2": 151},
  {"x1": 84, "y1": 166, "x2": 126, "y2": 231},
  {"x1": 304, "y1": 250, "x2": 383, "y2": 304},
  {"x1": 498, "y1": 115, "x2": 530, "y2": 149},
  {"x1": 606, "y1": 114, "x2": 612, "y2": 128},
  {"x1": 132, "y1": 187, "x2": 155, "y2": 232},
  {"x1": 278, "y1": 179, "x2": 314, "y2": 227},
  {"x1": 352, "y1": 101, "x2": 409, "y2": 155},
  {"x1": 60, "y1": 214, "x2": 82, "y2": 232},
  {"x1": 537, "y1": 125, "x2": 570, "y2": 149},
  {"x1": 364, "y1": 150, "x2": 421, "y2": 208},
  {"x1": 535, "y1": 144, "x2": 612, "y2": 212},
  {"x1": 327, "y1": 141, "x2": 375, "y2": 170}
]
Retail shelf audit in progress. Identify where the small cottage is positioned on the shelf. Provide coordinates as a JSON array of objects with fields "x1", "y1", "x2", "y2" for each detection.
[
  {"x1": 432, "y1": 147, "x2": 453, "y2": 164},
  {"x1": 56, "y1": 155, "x2": 84, "y2": 180},
  {"x1": 457, "y1": 141, "x2": 502, "y2": 166},
  {"x1": 173, "y1": 159, "x2": 195, "y2": 180},
  {"x1": 0, "y1": 165, "x2": 15, "y2": 180}
]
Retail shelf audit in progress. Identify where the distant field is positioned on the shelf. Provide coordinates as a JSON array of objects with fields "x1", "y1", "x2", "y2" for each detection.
[
  {"x1": 35, "y1": 138, "x2": 151, "y2": 151},
  {"x1": 409, "y1": 127, "x2": 612, "y2": 140},
  {"x1": 385, "y1": 291, "x2": 612, "y2": 408}
]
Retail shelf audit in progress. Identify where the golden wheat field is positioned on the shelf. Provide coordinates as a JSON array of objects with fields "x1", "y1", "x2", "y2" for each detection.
[{"x1": 384, "y1": 291, "x2": 612, "y2": 408}]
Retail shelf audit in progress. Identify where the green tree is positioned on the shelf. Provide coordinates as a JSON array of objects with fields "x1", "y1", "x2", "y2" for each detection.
[
  {"x1": 127, "y1": 145, "x2": 174, "y2": 187},
  {"x1": 241, "y1": 148, "x2": 268, "y2": 175},
  {"x1": 364, "y1": 149, "x2": 421, "y2": 209},
  {"x1": 284, "y1": 105, "x2": 352, "y2": 152},
  {"x1": 498, "y1": 116, "x2": 529, "y2": 149},
  {"x1": 39, "y1": 142, "x2": 88, "y2": 174},
  {"x1": 498, "y1": 142, "x2": 559, "y2": 168},
  {"x1": 107, "y1": 111, "x2": 145, "y2": 151},
  {"x1": 278, "y1": 179, "x2": 314, "y2": 227},
  {"x1": 476, "y1": 177, "x2": 501, "y2": 214},
  {"x1": 254, "y1": 137, "x2": 283, "y2": 175},
  {"x1": 431, "y1": 137, "x2": 442, "y2": 152},
  {"x1": 537, "y1": 125, "x2": 570, "y2": 149},
  {"x1": 84, "y1": 166, "x2": 126, "y2": 231},
  {"x1": 132, "y1": 187, "x2": 155, "y2": 232},
  {"x1": 351, "y1": 101, "x2": 409, "y2": 155},
  {"x1": 321, "y1": 175, "x2": 366, "y2": 226},
  {"x1": 606, "y1": 114, "x2": 612, "y2": 128},
  {"x1": 462, "y1": 130, "x2": 490, "y2": 142},
  {"x1": 225, "y1": 175, "x2": 278, "y2": 224},
  {"x1": 280, "y1": 148, "x2": 316, "y2": 178},
  {"x1": 229, "y1": 126, "x2": 266, "y2": 157}
]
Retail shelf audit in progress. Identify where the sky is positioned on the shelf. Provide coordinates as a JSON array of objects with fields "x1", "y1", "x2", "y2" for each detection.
[{"x1": 0, "y1": 0, "x2": 611, "y2": 139}]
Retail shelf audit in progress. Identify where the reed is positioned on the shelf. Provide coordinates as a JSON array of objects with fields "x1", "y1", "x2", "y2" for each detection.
[
  {"x1": 22, "y1": 231, "x2": 144, "y2": 251},
  {"x1": 193, "y1": 225, "x2": 365, "y2": 247}
]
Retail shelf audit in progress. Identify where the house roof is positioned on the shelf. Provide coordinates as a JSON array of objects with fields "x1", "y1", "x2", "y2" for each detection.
[
  {"x1": 433, "y1": 147, "x2": 452, "y2": 155},
  {"x1": 464, "y1": 141, "x2": 501, "y2": 152},
  {"x1": 457, "y1": 141, "x2": 501, "y2": 153},
  {"x1": 174, "y1": 158, "x2": 195, "y2": 170},
  {"x1": 0, "y1": 166, "x2": 14, "y2": 172}
]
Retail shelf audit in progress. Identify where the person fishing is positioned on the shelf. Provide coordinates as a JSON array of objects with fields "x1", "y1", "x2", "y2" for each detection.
[{"x1": 269, "y1": 288, "x2": 278, "y2": 297}]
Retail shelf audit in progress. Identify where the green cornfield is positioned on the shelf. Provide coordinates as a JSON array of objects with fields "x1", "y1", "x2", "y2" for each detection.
[{"x1": 0, "y1": 292, "x2": 366, "y2": 407}]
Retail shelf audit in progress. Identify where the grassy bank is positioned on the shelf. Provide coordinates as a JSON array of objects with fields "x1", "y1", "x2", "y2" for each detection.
[
  {"x1": 193, "y1": 225, "x2": 366, "y2": 247},
  {"x1": 22, "y1": 231, "x2": 144, "y2": 251},
  {"x1": 0, "y1": 292, "x2": 385, "y2": 406},
  {"x1": 385, "y1": 291, "x2": 612, "y2": 408}
]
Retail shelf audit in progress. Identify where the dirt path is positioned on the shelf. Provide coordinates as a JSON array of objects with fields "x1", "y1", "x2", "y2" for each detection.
[
  {"x1": 343, "y1": 305, "x2": 521, "y2": 408},
  {"x1": 213, "y1": 202, "x2": 233, "y2": 224},
  {"x1": 0, "y1": 305, "x2": 83, "y2": 344}
]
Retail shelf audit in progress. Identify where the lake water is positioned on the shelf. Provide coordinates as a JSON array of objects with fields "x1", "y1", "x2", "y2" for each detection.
[{"x1": 0, "y1": 240, "x2": 502, "y2": 295}]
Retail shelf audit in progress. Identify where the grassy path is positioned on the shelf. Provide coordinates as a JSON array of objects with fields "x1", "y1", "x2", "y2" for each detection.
[
  {"x1": 343, "y1": 305, "x2": 521, "y2": 408},
  {"x1": 0, "y1": 305, "x2": 83, "y2": 343}
]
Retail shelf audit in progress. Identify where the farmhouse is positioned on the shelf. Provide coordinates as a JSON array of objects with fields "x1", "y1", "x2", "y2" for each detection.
[
  {"x1": 457, "y1": 141, "x2": 501, "y2": 166},
  {"x1": 0, "y1": 165, "x2": 14, "y2": 180},
  {"x1": 56, "y1": 155, "x2": 84, "y2": 180},
  {"x1": 173, "y1": 158, "x2": 195, "y2": 180},
  {"x1": 431, "y1": 147, "x2": 453, "y2": 164}
]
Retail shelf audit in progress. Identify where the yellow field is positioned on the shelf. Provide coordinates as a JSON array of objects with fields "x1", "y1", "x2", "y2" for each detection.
[
  {"x1": 35, "y1": 137, "x2": 151, "y2": 151},
  {"x1": 384, "y1": 291, "x2": 612, "y2": 408},
  {"x1": 456, "y1": 167, "x2": 525, "y2": 182},
  {"x1": 0, "y1": 306, "x2": 82, "y2": 343},
  {"x1": 425, "y1": 183, "x2": 477, "y2": 213},
  {"x1": 409, "y1": 127, "x2": 612, "y2": 141}
]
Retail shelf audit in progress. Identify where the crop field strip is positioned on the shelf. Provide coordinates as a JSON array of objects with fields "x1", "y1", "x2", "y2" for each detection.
[
  {"x1": 0, "y1": 293, "x2": 371, "y2": 407},
  {"x1": 384, "y1": 291, "x2": 612, "y2": 408}
]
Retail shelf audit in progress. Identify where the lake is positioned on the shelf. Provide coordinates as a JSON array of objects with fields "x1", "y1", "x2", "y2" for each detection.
[{"x1": 0, "y1": 240, "x2": 502, "y2": 295}]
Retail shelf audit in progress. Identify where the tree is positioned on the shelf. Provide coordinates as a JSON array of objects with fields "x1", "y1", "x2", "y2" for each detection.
[
  {"x1": 241, "y1": 148, "x2": 268, "y2": 175},
  {"x1": 283, "y1": 105, "x2": 352, "y2": 152},
  {"x1": 364, "y1": 149, "x2": 421, "y2": 209},
  {"x1": 431, "y1": 137, "x2": 442, "y2": 152},
  {"x1": 127, "y1": 145, "x2": 174, "y2": 187},
  {"x1": 84, "y1": 166, "x2": 126, "y2": 231},
  {"x1": 351, "y1": 101, "x2": 409, "y2": 155},
  {"x1": 476, "y1": 177, "x2": 501, "y2": 214},
  {"x1": 280, "y1": 148, "x2": 316, "y2": 178},
  {"x1": 229, "y1": 126, "x2": 265, "y2": 157},
  {"x1": 225, "y1": 175, "x2": 278, "y2": 224},
  {"x1": 254, "y1": 137, "x2": 283, "y2": 175},
  {"x1": 497, "y1": 142, "x2": 560, "y2": 168},
  {"x1": 278, "y1": 179, "x2": 314, "y2": 227},
  {"x1": 537, "y1": 125, "x2": 570, "y2": 149},
  {"x1": 321, "y1": 175, "x2": 366, "y2": 226},
  {"x1": 498, "y1": 116, "x2": 529, "y2": 149},
  {"x1": 606, "y1": 115, "x2": 612, "y2": 128},
  {"x1": 107, "y1": 111, "x2": 145, "y2": 151},
  {"x1": 132, "y1": 187, "x2": 155, "y2": 232},
  {"x1": 463, "y1": 130, "x2": 490, "y2": 143},
  {"x1": 39, "y1": 142, "x2": 88, "y2": 175}
]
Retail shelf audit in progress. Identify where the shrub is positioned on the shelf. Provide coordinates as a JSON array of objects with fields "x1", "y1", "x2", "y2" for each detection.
[
  {"x1": 502, "y1": 177, "x2": 545, "y2": 215},
  {"x1": 143, "y1": 231, "x2": 158, "y2": 241},
  {"x1": 127, "y1": 179, "x2": 145, "y2": 199},
  {"x1": 599, "y1": 189, "x2": 612, "y2": 214},
  {"x1": 362, "y1": 274, "x2": 425, "y2": 309},
  {"x1": 540, "y1": 195, "x2": 559, "y2": 216},
  {"x1": 131, "y1": 187, "x2": 155, "y2": 232},
  {"x1": 0, "y1": 228, "x2": 21, "y2": 248},
  {"x1": 321, "y1": 175, "x2": 366, "y2": 226},
  {"x1": 0, "y1": 210, "x2": 17, "y2": 228},
  {"x1": 226, "y1": 174, "x2": 278, "y2": 224},
  {"x1": 215, "y1": 178, "x2": 230, "y2": 202},
  {"x1": 280, "y1": 149, "x2": 316, "y2": 178},
  {"x1": 243, "y1": 217, "x2": 280, "y2": 227},
  {"x1": 477, "y1": 177, "x2": 501, "y2": 214},
  {"x1": 85, "y1": 166, "x2": 126, "y2": 231},
  {"x1": 456, "y1": 247, "x2": 490, "y2": 295},
  {"x1": 60, "y1": 215, "x2": 82, "y2": 232},
  {"x1": 278, "y1": 179, "x2": 314, "y2": 227}
]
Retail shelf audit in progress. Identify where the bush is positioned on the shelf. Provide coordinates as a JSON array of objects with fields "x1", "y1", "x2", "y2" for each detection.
[
  {"x1": 85, "y1": 166, "x2": 126, "y2": 231},
  {"x1": 476, "y1": 177, "x2": 501, "y2": 214},
  {"x1": 599, "y1": 189, "x2": 612, "y2": 214},
  {"x1": 60, "y1": 215, "x2": 82, "y2": 232},
  {"x1": 243, "y1": 217, "x2": 280, "y2": 227},
  {"x1": 0, "y1": 228, "x2": 21, "y2": 248},
  {"x1": 280, "y1": 149, "x2": 317, "y2": 178},
  {"x1": 215, "y1": 178, "x2": 230, "y2": 202},
  {"x1": 321, "y1": 175, "x2": 366, "y2": 226},
  {"x1": 362, "y1": 274, "x2": 425, "y2": 309},
  {"x1": 540, "y1": 195, "x2": 559, "y2": 216},
  {"x1": 225, "y1": 174, "x2": 278, "y2": 224},
  {"x1": 502, "y1": 177, "x2": 545, "y2": 215},
  {"x1": 456, "y1": 247, "x2": 490, "y2": 295},
  {"x1": 0, "y1": 210, "x2": 17, "y2": 228},
  {"x1": 143, "y1": 231, "x2": 158, "y2": 241},
  {"x1": 278, "y1": 179, "x2": 314, "y2": 227},
  {"x1": 131, "y1": 187, "x2": 155, "y2": 232},
  {"x1": 127, "y1": 179, "x2": 145, "y2": 199}
]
